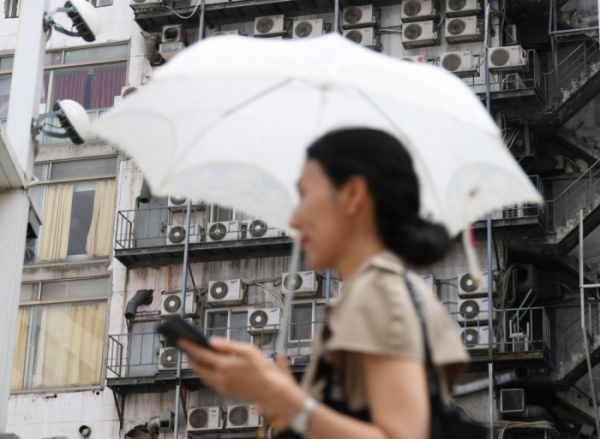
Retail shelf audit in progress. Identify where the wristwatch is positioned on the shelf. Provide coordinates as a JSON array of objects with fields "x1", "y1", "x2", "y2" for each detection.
[{"x1": 290, "y1": 397, "x2": 319, "y2": 434}]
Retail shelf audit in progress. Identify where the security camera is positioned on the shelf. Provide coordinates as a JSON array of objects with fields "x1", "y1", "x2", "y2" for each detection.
[
  {"x1": 32, "y1": 100, "x2": 91, "y2": 145},
  {"x1": 79, "y1": 425, "x2": 92, "y2": 437},
  {"x1": 44, "y1": 0, "x2": 101, "y2": 43}
]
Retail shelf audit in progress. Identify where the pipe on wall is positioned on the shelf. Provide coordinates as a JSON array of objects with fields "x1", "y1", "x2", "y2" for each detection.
[
  {"x1": 125, "y1": 289, "x2": 152, "y2": 321},
  {"x1": 454, "y1": 366, "x2": 529, "y2": 397}
]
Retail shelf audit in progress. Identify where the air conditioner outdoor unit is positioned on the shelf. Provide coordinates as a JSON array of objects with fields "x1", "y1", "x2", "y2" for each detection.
[
  {"x1": 254, "y1": 15, "x2": 286, "y2": 37},
  {"x1": 247, "y1": 308, "x2": 281, "y2": 333},
  {"x1": 459, "y1": 326, "x2": 491, "y2": 350},
  {"x1": 166, "y1": 224, "x2": 201, "y2": 246},
  {"x1": 207, "y1": 29, "x2": 240, "y2": 37},
  {"x1": 445, "y1": 16, "x2": 482, "y2": 43},
  {"x1": 158, "y1": 346, "x2": 190, "y2": 370},
  {"x1": 342, "y1": 5, "x2": 378, "y2": 29},
  {"x1": 402, "y1": 55, "x2": 427, "y2": 63},
  {"x1": 457, "y1": 297, "x2": 496, "y2": 324},
  {"x1": 343, "y1": 28, "x2": 378, "y2": 48},
  {"x1": 159, "y1": 42, "x2": 185, "y2": 60},
  {"x1": 168, "y1": 194, "x2": 191, "y2": 208},
  {"x1": 162, "y1": 24, "x2": 187, "y2": 44},
  {"x1": 130, "y1": 0, "x2": 164, "y2": 11},
  {"x1": 293, "y1": 19, "x2": 324, "y2": 38},
  {"x1": 242, "y1": 219, "x2": 282, "y2": 239},
  {"x1": 446, "y1": 0, "x2": 481, "y2": 17},
  {"x1": 187, "y1": 406, "x2": 223, "y2": 432},
  {"x1": 489, "y1": 45, "x2": 528, "y2": 73},
  {"x1": 504, "y1": 205, "x2": 525, "y2": 218},
  {"x1": 401, "y1": 21, "x2": 438, "y2": 48},
  {"x1": 227, "y1": 404, "x2": 262, "y2": 429},
  {"x1": 458, "y1": 271, "x2": 496, "y2": 297},
  {"x1": 440, "y1": 51, "x2": 477, "y2": 76},
  {"x1": 504, "y1": 24, "x2": 520, "y2": 45},
  {"x1": 206, "y1": 221, "x2": 240, "y2": 242},
  {"x1": 161, "y1": 291, "x2": 200, "y2": 317},
  {"x1": 421, "y1": 274, "x2": 437, "y2": 295},
  {"x1": 282, "y1": 271, "x2": 321, "y2": 297},
  {"x1": 401, "y1": 0, "x2": 436, "y2": 22},
  {"x1": 207, "y1": 279, "x2": 246, "y2": 306}
]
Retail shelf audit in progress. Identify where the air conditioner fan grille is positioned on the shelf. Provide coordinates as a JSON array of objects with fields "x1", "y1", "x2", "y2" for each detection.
[
  {"x1": 459, "y1": 300, "x2": 481, "y2": 319},
  {"x1": 448, "y1": 0, "x2": 467, "y2": 10},
  {"x1": 403, "y1": 24, "x2": 422, "y2": 40},
  {"x1": 249, "y1": 220, "x2": 268, "y2": 237},
  {"x1": 345, "y1": 30, "x2": 363, "y2": 44},
  {"x1": 169, "y1": 195, "x2": 187, "y2": 205},
  {"x1": 284, "y1": 273, "x2": 303, "y2": 291},
  {"x1": 229, "y1": 406, "x2": 249, "y2": 426},
  {"x1": 491, "y1": 48, "x2": 510, "y2": 66},
  {"x1": 461, "y1": 328, "x2": 480, "y2": 347},
  {"x1": 250, "y1": 310, "x2": 269, "y2": 327},
  {"x1": 189, "y1": 409, "x2": 209, "y2": 428},
  {"x1": 168, "y1": 225, "x2": 186, "y2": 244},
  {"x1": 160, "y1": 347, "x2": 178, "y2": 367},
  {"x1": 442, "y1": 54, "x2": 462, "y2": 71},
  {"x1": 344, "y1": 8, "x2": 363, "y2": 24},
  {"x1": 403, "y1": 1, "x2": 422, "y2": 16},
  {"x1": 256, "y1": 17, "x2": 275, "y2": 34},
  {"x1": 295, "y1": 21, "x2": 313, "y2": 37},
  {"x1": 210, "y1": 281, "x2": 229, "y2": 300},
  {"x1": 459, "y1": 273, "x2": 478, "y2": 292},
  {"x1": 163, "y1": 294, "x2": 182, "y2": 313},
  {"x1": 447, "y1": 19, "x2": 467, "y2": 35},
  {"x1": 209, "y1": 223, "x2": 227, "y2": 241}
]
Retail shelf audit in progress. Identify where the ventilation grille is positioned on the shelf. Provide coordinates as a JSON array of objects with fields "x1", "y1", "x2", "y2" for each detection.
[
  {"x1": 168, "y1": 226, "x2": 186, "y2": 244},
  {"x1": 163, "y1": 295, "x2": 182, "y2": 313},
  {"x1": 160, "y1": 347, "x2": 178, "y2": 367},
  {"x1": 403, "y1": 1, "x2": 422, "y2": 16},
  {"x1": 284, "y1": 273, "x2": 303, "y2": 291},
  {"x1": 344, "y1": 8, "x2": 363, "y2": 24},
  {"x1": 210, "y1": 281, "x2": 229, "y2": 300},
  {"x1": 491, "y1": 48, "x2": 510, "y2": 66},
  {"x1": 229, "y1": 406, "x2": 249, "y2": 426},
  {"x1": 447, "y1": 18, "x2": 466, "y2": 35},
  {"x1": 249, "y1": 310, "x2": 269, "y2": 327},
  {"x1": 208, "y1": 223, "x2": 227, "y2": 241},
  {"x1": 448, "y1": 0, "x2": 467, "y2": 10},
  {"x1": 345, "y1": 30, "x2": 363, "y2": 43},
  {"x1": 248, "y1": 220, "x2": 268, "y2": 237},
  {"x1": 403, "y1": 23, "x2": 422, "y2": 40},
  {"x1": 442, "y1": 54, "x2": 462, "y2": 71},
  {"x1": 169, "y1": 195, "x2": 187, "y2": 205},
  {"x1": 461, "y1": 328, "x2": 480, "y2": 347},
  {"x1": 189, "y1": 409, "x2": 209, "y2": 429},
  {"x1": 459, "y1": 273, "x2": 478, "y2": 293},
  {"x1": 164, "y1": 27, "x2": 180, "y2": 42},
  {"x1": 459, "y1": 300, "x2": 481, "y2": 319},
  {"x1": 256, "y1": 17, "x2": 275, "y2": 34}
]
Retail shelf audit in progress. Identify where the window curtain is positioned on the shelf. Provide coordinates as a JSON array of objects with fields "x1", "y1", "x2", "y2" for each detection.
[
  {"x1": 0, "y1": 75, "x2": 11, "y2": 119},
  {"x1": 89, "y1": 64, "x2": 126, "y2": 109},
  {"x1": 86, "y1": 180, "x2": 116, "y2": 258},
  {"x1": 33, "y1": 302, "x2": 106, "y2": 388},
  {"x1": 39, "y1": 185, "x2": 74, "y2": 262},
  {"x1": 10, "y1": 308, "x2": 30, "y2": 390},
  {"x1": 53, "y1": 68, "x2": 88, "y2": 107}
]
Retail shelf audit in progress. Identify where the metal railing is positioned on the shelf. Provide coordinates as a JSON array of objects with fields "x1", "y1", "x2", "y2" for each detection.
[
  {"x1": 107, "y1": 321, "x2": 323, "y2": 378},
  {"x1": 114, "y1": 206, "x2": 285, "y2": 250},
  {"x1": 563, "y1": 301, "x2": 600, "y2": 354},
  {"x1": 452, "y1": 307, "x2": 550, "y2": 355},
  {"x1": 489, "y1": 49, "x2": 542, "y2": 100}
]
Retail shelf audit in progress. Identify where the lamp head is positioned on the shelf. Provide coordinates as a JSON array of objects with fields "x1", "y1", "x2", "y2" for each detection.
[
  {"x1": 65, "y1": 0, "x2": 101, "y2": 42},
  {"x1": 53, "y1": 100, "x2": 90, "y2": 145}
]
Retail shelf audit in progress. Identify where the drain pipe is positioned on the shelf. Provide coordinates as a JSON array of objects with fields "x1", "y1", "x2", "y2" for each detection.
[
  {"x1": 125, "y1": 289, "x2": 152, "y2": 321},
  {"x1": 146, "y1": 416, "x2": 160, "y2": 439},
  {"x1": 454, "y1": 366, "x2": 529, "y2": 397}
]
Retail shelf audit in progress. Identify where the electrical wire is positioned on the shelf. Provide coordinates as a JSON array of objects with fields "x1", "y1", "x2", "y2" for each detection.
[{"x1": 166, "y1": 0, "x2": 203, "y2": 20}]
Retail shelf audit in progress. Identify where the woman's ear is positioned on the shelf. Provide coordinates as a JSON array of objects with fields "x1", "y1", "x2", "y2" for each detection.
[{"x1": 339, "y1": 175, "x2": 369, "y2": 217}]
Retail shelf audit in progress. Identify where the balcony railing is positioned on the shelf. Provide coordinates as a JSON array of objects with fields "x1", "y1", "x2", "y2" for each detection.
[{"x1": 107, "y1": 321, "x2": 323, "y2": 379}]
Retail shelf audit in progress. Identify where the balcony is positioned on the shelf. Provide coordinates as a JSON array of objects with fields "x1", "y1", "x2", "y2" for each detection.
[
  {"x1": 114, "y1": 206, "x2": 293, "y2": 268},
  {"x1": 106, "y1": 320, "x2": 321, "y2": 394}
]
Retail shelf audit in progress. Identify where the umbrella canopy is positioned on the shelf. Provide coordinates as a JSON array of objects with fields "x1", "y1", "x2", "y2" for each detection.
[{"x1": 93, "y1": 34, "x2": 541, "y2": 236}]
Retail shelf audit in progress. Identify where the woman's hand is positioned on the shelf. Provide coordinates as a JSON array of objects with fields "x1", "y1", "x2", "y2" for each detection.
[{"x1": 178, "y1": 337, "x2": 308, "y2": 428}]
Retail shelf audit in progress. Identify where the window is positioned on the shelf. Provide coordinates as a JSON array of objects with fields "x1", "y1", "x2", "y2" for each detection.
[
  {"x1": 290, "y1": 301, "x2": 326, "y2": 341},
  {"x1": 89, "y1": 0, "x2": 112, "y2": 6},
  {"x1": 205, "y1": 308, "x2": 251, "y2": 344},
  {"x1": 25, "y1": 157, "x2": 118, "y2": 266},
  {"x1": 0, "y1": 44, "x2": 128, "y2": 143},
  {"x1": 11, "y1": 278, "x2": 109, "y2": 391},
  {"x1": 4, "y1": 0, "x2": 19, "y2": 18}
]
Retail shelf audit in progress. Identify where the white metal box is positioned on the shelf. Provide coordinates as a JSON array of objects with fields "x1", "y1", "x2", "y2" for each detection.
[
  {"x1": 401, "y1": 0, "x2": 436, "y2": 22},
  {"x1": 282, "y1": 271, "x2": 320, "y2": 297},
  {"x1": 207, "y1": 29, "x2": 240, "y2": 37},
  {"x1": 247, "y1": 308, "x2": 281, "y2": 333},
  {"x1": 342, "y1": 5, "x2": 378, "y2": 29},
  {"x1": 207, "y1": 279, "x2": 246, "y2": 306},
  {"x1": 254, "y1": 15, "x2": 286, "y2": 37},
  {"x1": 242, "y1": 219, "x2": 282, "y2": 239},
  {"x1": 459, "y1": 326, "x2": 491, "y2": 350},
  {"x1": 207, "y1": 220, "x2": 240, "y2": 242},
  {"x1": 187, "y1": 406, "x2": 223, "y2": 432},
  {"x1": 166, "y1": 224, "x2": 201, "y2": 246},
  {"x1": 293, "y1": 19, "x2": 324, "y2": 38},
  {"x1": 227, "y1": 404, "x2": 261, "y2": 429},
  {"x1": 489, "y1": 45, "x2": 528, "y2": 73},
  {"x1": 401, "y1": 21, "x2": 438, "y2": 48},
  {"x1": 458, "y1": 271, "x2": 496, "y2": 297},
  {"x1": 445, "y1": 16, "x2": 482, "y2": 43},
  {"x1": 457, "y1": 297, "x2": 496, "y2": 323},
  {"x1": 162, "y1": 24, "x2": 187, "y2": 44},
  {"x1": 446, "y1": 0, "x2": 481, "y2": 17},
  {"x1": 161, "y1": 291, "x2": 200, "y2": 317},
  {"x1": 440, "y1": 51, "x2": 477, "y2": 76},
  {"x1": 343, "y1": 27, "x2": 377, "y2": 48},
  {"x1": 158, "y1": 346, "x2": 190, "y2": 370},
  {"x1": 402, "y1": 55, "x2": 427, "y2": 63}
]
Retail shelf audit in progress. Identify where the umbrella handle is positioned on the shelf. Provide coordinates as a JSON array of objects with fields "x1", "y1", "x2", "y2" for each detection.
[
  {"x1": 463, "y1": 226, "x2": 482, "y2": 288},
  {"x1": 276, "y1": 238, "x2": 301, "y2": 355}
]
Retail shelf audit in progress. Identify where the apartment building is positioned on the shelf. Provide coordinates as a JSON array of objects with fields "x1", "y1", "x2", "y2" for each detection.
[{"x1": 2, "y1": 0, "x2": 600, "y2": 438}]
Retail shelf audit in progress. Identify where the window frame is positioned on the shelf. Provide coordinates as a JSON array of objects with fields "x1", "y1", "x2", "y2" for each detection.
[
  {"x1": 12, "y1": 276, "x2": 111, "y2": 394},
  {"x1": 204, "y1": 306, "x2": 255, "y2": 343},
  {"x1": 289, "y1": 299, "x2": 326, "y2": 342},
  {"x1": 4, "y1": 0, "x2": 19, "y2": 19},
  {"x1": 90, "y1": 0, "x2": 113, "y2": 7}
]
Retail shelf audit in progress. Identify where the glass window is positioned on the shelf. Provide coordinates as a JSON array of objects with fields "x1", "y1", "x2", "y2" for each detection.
[
  {"x1": 290, "y1": 303, "x2": 313, "y2": 341},
  {"x1": 91, "y1": 0, "x2": 113, "y2": 6},
  {"x1": 0, "y1": 56, "x2": 14, "y2": 71},
  {"x1": 315, "y1": 303, "x2": 326, "y2": 322},
  {"x1": 33, "y1": 164, "x2": 48, "y2": 181},
  {"x1": 207, "y1": 311, "x2": 228, "y2": 338},
  {"x1": 209, "y1": 205, "x2": 233, "y2": 222},
  {"x1": 4, "y1": 0, "x2": 18, "y2": 19},
  {"x1": 41, "y1": 278, "x2": 109, "y2": 301},
  {"x1": 0, "y1": 74, "x2": 11, "y2": 119},
  {"x1": 44, "y1": 52, "x2": 62, "y2": 67},
  {"x1": 51, "y1": 157, "x2": 118, "y2": 180},
  {"x1": 20, "y1": 284, "x2": 37, "y2": 303},
  {"x1": 230, "y1": 311, "x2": 250, "y2": 343},
  {"x1": 64, "y1": 45, "x2": 128, "y2": 65}
]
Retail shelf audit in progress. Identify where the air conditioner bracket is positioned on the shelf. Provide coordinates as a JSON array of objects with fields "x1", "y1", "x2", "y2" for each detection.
[{"x1": 111, "y1": 388, "x2": 126, "y2": 431}]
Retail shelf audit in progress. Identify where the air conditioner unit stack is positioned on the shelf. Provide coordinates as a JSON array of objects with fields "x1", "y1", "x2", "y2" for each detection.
[
  {"x1": 254, "y1": 15, "x2": 286, "y2": 37},
  {"x1": 343, "y1": 28, "x2": 378, "y2": 48},
  {"x1": 207, "y1": 279, "x2": 246, "y2": 306},
  {"x1": 342, "y1": 5, "x2": 378, "y2": 29},
  {"x1": 489, "y1": 45, "x2": 528, "y2": 73},
  {"x1": 459, "y1": 326, "x2": 491, "y2": 350},
  {"x1": 293, "y1": 19, "x2": 324, "y2": 38},
  {"x1": 457, "y1": 297, "x2": 496, "y2": 324},
  {"x1": 402, "y1": 55, "x2": 427, "y2": 63},
  {"x1": 206, "y1": 221, "x2": 240, "y2": 242},
  {"x1": 227, "y1": 404, "x2": 262, "y2": 430},
  {"x1": 440, "y1": 51, "x2": 477, "y2": 76},
  {"x1": 187, "y1": 406, "x2": 223, "y2": 432},
  {"x1": 159, "y1": 24, "x2": 187, "y2": 60},
  {"x1": 401, "y1": 0, "x2": 437, "y2": 22},
  {"x1": 207, "y1": 29, "x2": 240, "y2": 37},
  {"x1": 167, "y1": 224, "x2": 201, "y2": 246},
  {"x1": 161, "y1": 291, "x2": 200, "y2": 317},
  {"x1": 446, "y1": 0, "x2": 481, "y2": 17},
  {"x1": 130, "y1": 0, "x2": 164, "y2": 11},
  {"x1": 445, "y1": 16, "x2": 482, "y2": 43},
  {"x1": 282, "y1": 271, "x2": 321, "y2": 297},
  {"x1": 242, "y1": 219, "x2": 282, "y2": 239},
  {"x1": 401, "y1": 21, "x2": 439, "y2": 48},
  {"x1": 458, "y1": 271, "x2": 496, "y2": 297},
  {"x1": 247, "y1": 308, "x2": 281, "y2": 333},
  {"x1": 158, "y1": 346, "x2": 190, "y2": 370}
]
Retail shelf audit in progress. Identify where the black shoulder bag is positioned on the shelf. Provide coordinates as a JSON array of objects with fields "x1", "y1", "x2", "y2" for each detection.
[{"x1": 403, "y1": 274, "x2": 489, "y2": 439}]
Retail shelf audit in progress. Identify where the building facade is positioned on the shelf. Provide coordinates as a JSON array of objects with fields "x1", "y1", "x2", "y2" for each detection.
[{"x1": 2, "y1": 0, "x2": 600, "y2": 438}]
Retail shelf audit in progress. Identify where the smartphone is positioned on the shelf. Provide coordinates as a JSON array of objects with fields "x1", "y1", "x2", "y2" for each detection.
[{"x1": 156, "y1": 316, "x2": 213, "y2": 352}]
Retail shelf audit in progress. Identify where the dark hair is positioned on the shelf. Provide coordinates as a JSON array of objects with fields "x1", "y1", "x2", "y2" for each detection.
[{"x1": 307, "y1": 128, "x2": 450, "y2": 267}]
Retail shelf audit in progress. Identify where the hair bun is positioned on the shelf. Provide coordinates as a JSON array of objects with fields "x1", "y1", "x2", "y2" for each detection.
[{"x1": 394, "y1": 219, "x2": 451, "y2": 267}]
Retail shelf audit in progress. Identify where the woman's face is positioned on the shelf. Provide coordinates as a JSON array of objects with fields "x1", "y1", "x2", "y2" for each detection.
[{"x1": 289, "y1": 159, "x2": 347, "y2": 270}]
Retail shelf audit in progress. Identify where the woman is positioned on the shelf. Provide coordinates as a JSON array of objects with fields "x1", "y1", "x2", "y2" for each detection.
[{"x1": 180, "y1": 128, "x2": 470, "y2": 439}]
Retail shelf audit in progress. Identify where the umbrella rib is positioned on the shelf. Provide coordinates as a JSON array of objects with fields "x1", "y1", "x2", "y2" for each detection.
[{"x1": 352, "y1": 86, "x2": 445, "y2": 220}]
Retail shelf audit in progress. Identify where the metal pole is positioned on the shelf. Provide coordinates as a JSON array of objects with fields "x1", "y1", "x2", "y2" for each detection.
[
  {"x1": 277, "y1": 240, "x2": 301, "y2": 355},
  {"x1": 199, "y1": 0, "x2": 206, "y2": 41},
  {"x1": 173, "y1": 199, "x2": 193, "y2": 439},
  {"x1": 333, "y1": 0, "x2": 340, "y2": 33},
  {"x1": 0, "y1": 1, "x2": 49, "y2": 433},
  {"x1": 579, "y1": 209, "x2": 600, "y2": 435},
  {"x1": 325, "y1": 269, "x2": 331, "y2": 305}
]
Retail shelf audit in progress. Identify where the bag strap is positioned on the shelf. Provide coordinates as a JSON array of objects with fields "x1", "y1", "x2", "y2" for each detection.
[{"x1": 403, "y1": 274, "x2": 442, "y2": 398}]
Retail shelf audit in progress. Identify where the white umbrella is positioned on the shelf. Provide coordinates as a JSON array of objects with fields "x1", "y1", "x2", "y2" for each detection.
[{"x1": 93, "y1": 34, "x2": 541, "y2": 237}]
